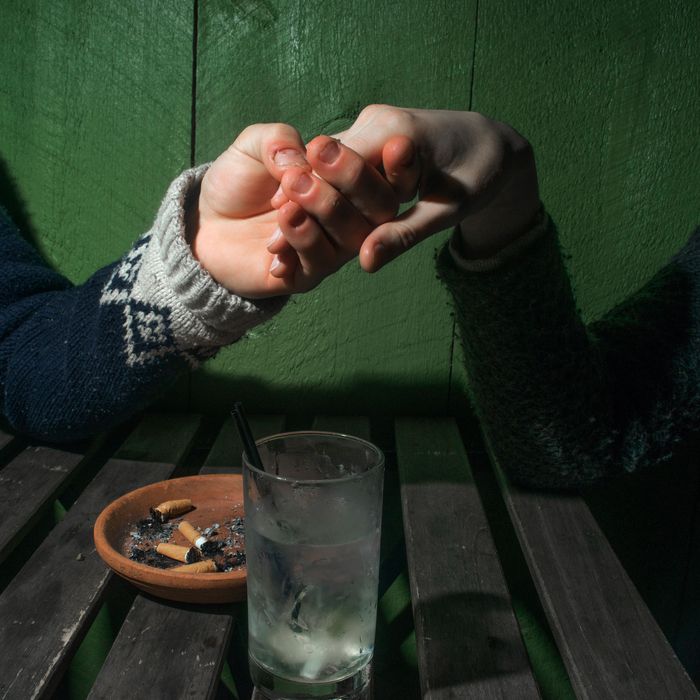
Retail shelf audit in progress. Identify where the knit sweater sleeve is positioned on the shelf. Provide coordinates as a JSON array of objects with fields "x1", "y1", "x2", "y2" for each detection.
[
  {"x1": 437, "y1": 213, "x2": 700, "y2": 489},
  {"x1": 0, "y1": 165, "x2": 285, "y2": 442}
]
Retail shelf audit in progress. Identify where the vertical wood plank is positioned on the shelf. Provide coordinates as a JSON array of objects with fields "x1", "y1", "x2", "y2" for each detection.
[
  {"x1": 470, "y1": 0, "x2": 700, "y2": 320},
  {"x1": 191, "y1": 0, "x2": 477, "y2": 417},
  {"x1": 0, "y1": 0, "x2": 194, "y2": 282}
]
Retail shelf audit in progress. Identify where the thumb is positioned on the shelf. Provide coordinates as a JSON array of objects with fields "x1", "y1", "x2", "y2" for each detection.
[
  {"x1": 359, "y1": 199, "x2": 460, "y2": 272},
  {"x1": 232, "y1": 122, "x2": 310, "y2": 181}
]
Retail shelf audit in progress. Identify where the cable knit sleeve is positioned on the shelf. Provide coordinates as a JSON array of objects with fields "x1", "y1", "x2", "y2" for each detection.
[
  {"x1": 437, "y1": 213, "x2": 700, "y2": 489},
  {"x1": 0, "y1": 166, "x2": 286, "y2": 442}
]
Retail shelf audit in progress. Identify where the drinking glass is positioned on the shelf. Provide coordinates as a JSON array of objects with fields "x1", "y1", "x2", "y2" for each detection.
[{"x1": 243, "y1": 431, "x2": 385, "y2": 699}]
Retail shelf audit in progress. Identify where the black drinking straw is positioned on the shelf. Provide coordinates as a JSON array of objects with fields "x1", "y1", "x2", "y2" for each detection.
[{"x1": 231, "y1": 402, "x2": 265, "y2": 471}]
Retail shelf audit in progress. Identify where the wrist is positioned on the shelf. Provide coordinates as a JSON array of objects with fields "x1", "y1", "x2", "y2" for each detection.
[
  {"x1": 458, "y1": 198, "x2": 542, "y2": 260},
  {"x1": 450, "y1": 206, "x2": 548, "y2": 272}
]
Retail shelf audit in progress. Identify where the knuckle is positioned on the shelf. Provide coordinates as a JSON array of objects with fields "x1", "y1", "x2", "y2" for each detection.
[
  {"x1": 373, "y1": 194, "x2": 400, "y2": 224},
  {"x1": 343, "y1": 156, "x2": 365, "y2": 187},
  {"x1": 358, "y1": 103, "x2": 387, "y2": 121},
  {"x1": 233, "y1": 123, "x2": 258, "y2": 143},
  {"x1": 267, "y1": 122, "x2": 293, "y2": 139},
  {"x1": 393, "y1": 222, "x2": 420, "y2": 252},
  {"x1": 318, "y1": 192, "x2": 343, "y2": 219},
  {"x1": 357, "y1": 104, "x2": 412, "y2": 133}
]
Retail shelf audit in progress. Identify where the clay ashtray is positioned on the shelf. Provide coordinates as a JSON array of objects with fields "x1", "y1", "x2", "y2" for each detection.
[{"x1": 94, "y1": 474, "x2": 246, "y2": 604}]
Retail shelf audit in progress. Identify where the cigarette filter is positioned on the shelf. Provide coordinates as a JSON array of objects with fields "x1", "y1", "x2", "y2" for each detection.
[
  {"x1": 156, "y1": 542, "x2": 200, "y2": 564},
  {"x1": 151, "y1": 498, "x2": 193, "y2": 523},
  {"x1": 171, "y1": 560, "x2": 218, "y2": 573},
  {"x1": 179, "y1": 521, "x2": 209, "y2": 550}
]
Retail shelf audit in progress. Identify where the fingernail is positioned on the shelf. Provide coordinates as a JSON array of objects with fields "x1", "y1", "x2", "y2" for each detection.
[
  {"x1": 273, "y1": 148, "x2": 307, "y2": 167},
  {"x1": 269, "y1": 255, "x2": 281, "y2": 272},
  {"x1": 371, "y1": 243, "x2": 388, "y2": 271},
  {"x1": 291, "y1": 173, "x2": 313, "y2": 194},
  {"x1": 318, "y1": 140, "x2": 340, "y2": 164},
  {"x1": 267, "y1": 227, "x2": 282, "y2": 249}
]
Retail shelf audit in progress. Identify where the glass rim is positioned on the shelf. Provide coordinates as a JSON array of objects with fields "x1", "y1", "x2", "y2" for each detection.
[{"x1": 242, "y1": 430, "x2": 385, "y2": 485}]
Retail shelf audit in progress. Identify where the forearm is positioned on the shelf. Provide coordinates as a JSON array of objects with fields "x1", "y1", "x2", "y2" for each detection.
[
  {"x1": 438, "y1": 215, "x2": 700, "y2": 489},
  {"x1": 0, "y1": 167, "x2": 285, "y2": 442}
]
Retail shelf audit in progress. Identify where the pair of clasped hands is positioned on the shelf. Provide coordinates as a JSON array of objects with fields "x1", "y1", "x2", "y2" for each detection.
[{"x1": 190, "y1": 105, "x2": 541, "y2": 299}]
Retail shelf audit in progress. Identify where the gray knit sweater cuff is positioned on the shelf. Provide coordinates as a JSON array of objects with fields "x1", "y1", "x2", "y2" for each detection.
[{"x1": 129, "y1": 166, "x2": 286, "y2": 363}]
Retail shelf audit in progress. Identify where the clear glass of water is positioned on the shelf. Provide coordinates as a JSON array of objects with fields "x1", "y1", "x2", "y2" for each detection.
[{"x1": 243, "y1": 431, "x2": 385, "y2": 699}]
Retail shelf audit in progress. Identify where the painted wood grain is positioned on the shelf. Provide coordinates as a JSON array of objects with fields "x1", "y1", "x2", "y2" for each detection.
[
  {"x1": 396, "y1": 417, "x2": 540, "y2": 699},
  {"x1": 0, "y1": 0, "x2": 194, "y2": 281},
  {"x1": 469, "y1": 0, "x2": 700, "y2": 322},
  {"x1": 0, "y1": 414, "x2": 200, "y2": 700},
  {"x1": 190, "y1": 0, "x2": 477, "y2": 416}
]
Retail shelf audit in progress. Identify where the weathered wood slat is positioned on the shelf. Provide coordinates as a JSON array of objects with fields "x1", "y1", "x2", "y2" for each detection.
[
  {"x1": 498, "y1": 474, "x2": 699, "y2": 699},
  {"x1": 0, "y1": 445, "x2": 86, "y2": 564},
  {"x1": 0, "y1": 414, "x2": 200, "y2": 700},
  {"x1": 86, "y1": 595, "x2": 232, "y2": 700},
  {"x1": 89, "y1": 416, "x2": 279, "y2": 699},
  {"x1": 396, "y1": 417, "x2": 540, "y2": 699}
]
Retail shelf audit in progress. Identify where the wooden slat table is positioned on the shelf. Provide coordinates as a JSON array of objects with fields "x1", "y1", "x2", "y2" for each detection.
[{"x1": 0, "y1": 413, "x2": 696, "y2": 699}]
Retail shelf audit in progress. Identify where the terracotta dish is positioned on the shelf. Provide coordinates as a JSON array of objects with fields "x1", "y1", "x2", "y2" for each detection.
[{"x1": 94, "y1": 474, "x2": 246, "y2": 604}]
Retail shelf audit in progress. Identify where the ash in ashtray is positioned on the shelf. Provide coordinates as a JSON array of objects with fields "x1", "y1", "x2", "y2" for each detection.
[
  {"x1": 124, "y1": 509, "x2": 246, "y2": 572},
  {"x1": 129, "y1": 546, "x2": 180, "y2": 569},
  {"x1": 210, "y1": 517, "x2": 247, "y2": 571}
]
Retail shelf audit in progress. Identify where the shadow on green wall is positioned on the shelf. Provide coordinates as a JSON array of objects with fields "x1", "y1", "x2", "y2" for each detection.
[
  {"x1": 181, "y1": 371, "x2": 462, "y2": 420},
  {"x1": 0, "y1": 154, "x2": 40, "y2": 250}
]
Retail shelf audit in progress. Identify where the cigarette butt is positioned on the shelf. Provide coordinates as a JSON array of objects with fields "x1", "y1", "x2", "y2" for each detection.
[
  {"x1": 151, "y1": 499, "x2": 193, "y2": 523},
  {"x1": 171, "y1": 560, "x2": 218, "y2": 573},
  {"x1": 179, "y1": 521, "x2": 209, "y2": 550},
  {"x1": 156, "y1": 543, "x2": 200, "y2": 564}
]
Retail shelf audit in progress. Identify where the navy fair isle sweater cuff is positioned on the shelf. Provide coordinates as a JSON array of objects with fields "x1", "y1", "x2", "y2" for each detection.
[{"x1": 100, "y1": 165, "x2": 287, "y2": 367}]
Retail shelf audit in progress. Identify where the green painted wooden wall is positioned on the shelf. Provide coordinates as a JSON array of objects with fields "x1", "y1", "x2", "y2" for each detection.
[
  {"x1": 2, "y1": 0, "x2": 698, "y2": 418},
  {"x1": 2, "y1": 0, "x2": 700, "y2": 688}
]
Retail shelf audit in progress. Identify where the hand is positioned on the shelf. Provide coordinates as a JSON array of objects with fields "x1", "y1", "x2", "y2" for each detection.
[
  {"x1": 190, "y1": 123, "x2": 396, "y2": 298},
  {"x1": 331, "y1": 105, "x2": 541, "y2": 271},
  {"x1": 265, "y1": 135, "x2": 401, "y2": 281}
]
